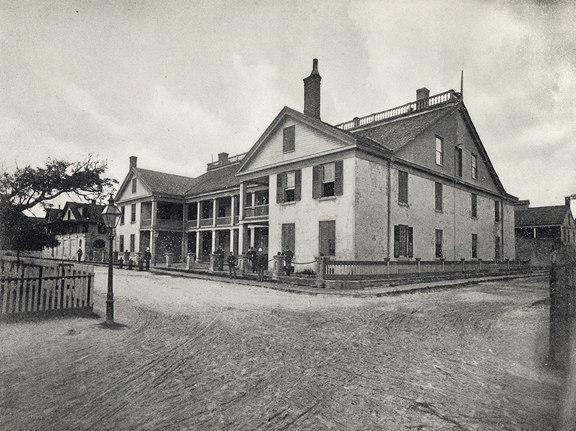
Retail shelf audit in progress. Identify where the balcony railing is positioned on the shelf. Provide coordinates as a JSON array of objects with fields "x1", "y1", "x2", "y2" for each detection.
[
  {"x1": 216, "y1": 216, "x2": 232, "y2": 226},
  {"x1": 244, "y1": 205, "x2": 269, "y2": 218},
  {"x1": 200, "y1": 218, "x2": 213, "y2": 227},
  {"x1": 186, "y1": 220, "x2": 198, "y2": 229},
  {"x1": 140, "y1": 218, "x2": 152, "y2": 228},
  {"x1": 335, "y1": 90, "x2": 460, "y2": 131},
  {"x1": 156, "y1": 219, "x2": 184, "y2": 230}
]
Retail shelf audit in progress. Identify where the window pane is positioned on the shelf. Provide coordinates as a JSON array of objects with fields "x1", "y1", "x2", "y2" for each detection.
[
  {"x1": 472, "y1": 154, "x2": 478, "y2": 179},
  {"x1": 435, "y1": 182, "x2": 443, "y2": 211},
  {"x1": 323, "y1": 163, "x2": 335, "y2": 182},
  {"x1": 283, "y1": 126, "x2": 295, "y2": 152},
  {"x1": 285, "y1": 171, "x2": 295, "y2": 189},
  {"x1": 398, "y1": 171, "x2": 408, "y2": 204},
  {"x1": 435, "y1": 136, "x2": 443, "y2": 165},
  {"x1": 455, "y1": 147, "x2": 463, "y2": 177},
  {"x1": 435, "y1": 229, "x2": 443, "y2": 258}
]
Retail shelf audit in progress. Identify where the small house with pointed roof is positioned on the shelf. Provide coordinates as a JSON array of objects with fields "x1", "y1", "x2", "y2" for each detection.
[
  {"x1": 114, "y1": 60, "x2": 517, "y2": 268},
  {"x1": 514, "y1": 199, "x2": 576, "y2": 266},
  {"x1": 41, "y1": 201, "x2": 109, "y2": 261}
]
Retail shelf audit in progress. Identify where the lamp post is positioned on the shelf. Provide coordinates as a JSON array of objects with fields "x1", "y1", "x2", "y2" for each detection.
[{"x1": 101, "y1": 197, "x2": 122, "y2": 325}]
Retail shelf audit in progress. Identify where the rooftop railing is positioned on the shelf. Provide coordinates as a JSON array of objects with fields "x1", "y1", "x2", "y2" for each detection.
[{"x1": 335, "y1": 90, "x2": 460, "y2": 131}]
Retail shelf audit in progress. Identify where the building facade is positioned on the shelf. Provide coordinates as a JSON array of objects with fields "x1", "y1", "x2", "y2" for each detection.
[{"x1": 115, "y1": 60, "x2": 516, "y2": 269}]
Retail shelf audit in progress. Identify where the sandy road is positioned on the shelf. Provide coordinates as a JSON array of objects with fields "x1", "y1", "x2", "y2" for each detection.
[{"x1": 0, "y1": 269, "x2": 564, "y2": 430}]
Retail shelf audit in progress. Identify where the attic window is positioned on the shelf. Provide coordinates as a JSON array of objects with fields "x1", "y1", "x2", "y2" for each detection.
[
  {"x1": 132, "y1": 178, "x2": 137, "y2": 193},
  {"x1": 283, "y1": 126, "x2": 295, "y2": 153},
  {"x1": 471, "y1": 154, "x2": 478, "y2": 179},
  {"x1": 435, "y1": 136, "x2": 444, "y2": 166}
]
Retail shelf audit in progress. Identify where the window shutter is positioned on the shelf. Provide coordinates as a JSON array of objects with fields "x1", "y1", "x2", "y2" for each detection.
[
  {"x1": 408, "y1": 227, "x2": 414, "y2": 258},
  {"x1": 312, "y1": 165, "x2": 322, "y2": 199},
  {"x1": 334, "y1": 160, "x2": 344, "y2": 196},
  {"x1": 276, "y1": 173, "x2": 285, "y2": 204},
  {"x1": 294, "y1": 169, "x2": 302, "y2": 201},
  {"x1": 394, "y1": 225, "x2": 400, "y2": 258}
]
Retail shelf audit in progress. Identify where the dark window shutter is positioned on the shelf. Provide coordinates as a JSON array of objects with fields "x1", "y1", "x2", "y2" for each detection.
[
  {"x1": 394, "y1": 225, "x2": 400, "y2": 258},
  {"x1": 276, "y1": 173, "x2": 285, "y2": 204},
  {"x1": 334, "y1": 160, "x2": 344, "y2": 196},
  {"x1": 408, "y1": 227, "x2": 414, "y2": 258},
  {"x1": 294, "y1": 169, "x2": 302, "y2": 201},
  {"x1": 283, "y1": 126, "x2": 295, "y2": 152},
  {"x1": 312, "y1": 165, "x2": 322, "y2": 199}
]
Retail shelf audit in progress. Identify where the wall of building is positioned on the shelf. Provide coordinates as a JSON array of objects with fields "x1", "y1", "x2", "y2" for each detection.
[
  {"x1": 267, "y1": 156, "x2": 356, "y2": 270},
  {"x1": 353, "y1": 156, "x2": 389, "y2": 260}
]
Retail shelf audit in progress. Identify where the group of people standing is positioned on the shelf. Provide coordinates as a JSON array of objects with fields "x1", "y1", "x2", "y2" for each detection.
[{"x1": 220, "y1": 246, "x2": 295, "y2": 281}]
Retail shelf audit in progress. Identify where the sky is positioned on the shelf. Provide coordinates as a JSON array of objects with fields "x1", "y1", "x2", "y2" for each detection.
[{"x1": 1, "y1": 0, "x2": 576, "y2": 215}]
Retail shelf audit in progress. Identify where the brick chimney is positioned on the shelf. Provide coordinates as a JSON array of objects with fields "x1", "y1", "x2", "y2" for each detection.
[
  {"x1": 416, "y1": 87, "x2": 430, "y2": 109},
  {"x1": 218, "y1": 152, "x2": 229, "y2": 164},
  {"x1": 303, "y1": 59, "x2": 321, "y2": 119},
  {"x1": 129, "y1": 156, "x2": 137, "y2": 169}
]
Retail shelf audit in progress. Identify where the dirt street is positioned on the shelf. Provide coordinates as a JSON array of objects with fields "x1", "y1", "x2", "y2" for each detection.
[{"x1": 0, "y1": 269, "x2": 565, "y2": 430}]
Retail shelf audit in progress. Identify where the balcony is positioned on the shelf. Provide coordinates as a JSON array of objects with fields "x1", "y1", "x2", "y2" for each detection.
[
  {"x1": 186, "y1": 220, "x2": 198, "y2": 230},
  {"x1": 140, "y1": 218, "x2": 152, "y2": 228},
  {"x1": 216, "y1": 216, "x2": 232, "y2": 226},
  {"x1": 244, "y1": 205, "x2": 269, "y2": 219},
  {"x1": 200, "y1": 218, "x2": 213, "y2": 227},
  {"x1": 156, "y1": 219, "x2": 184, "y2": 230}
]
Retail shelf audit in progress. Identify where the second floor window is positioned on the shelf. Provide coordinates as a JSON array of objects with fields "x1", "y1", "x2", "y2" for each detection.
[
  {"x1": 471, "y1": 193, "x2": 478, "y2": 218},
  {"x1": 277, "y1": 170, "x2": 301, "y2": 203},
  {"x1": 398, "y1": 170, "x2": 408, "y2": 205},
  {"x1": 471, "y1": 154, "x2": 478, "y2": 179},
  {"x1": 455, "y1": 146, "x2": 463, "y2": 177},
  {"x1": 313, "y1": 161, "x2": 343, "y2": 199},
  {"x1": 283, "y1": 126, "x2": 295, "y2": 153},
  {"x1": 435, "y1": 182, "x2": 443, "y2": 211},
  {"x1": 435, "y1": 136, "x2": 444, "y2": 166},
  {"x1": 131, "y1": 204, "x2": 136, "y2": 223},
  {"x1": 120, "y1": 206, "x2": 125, "y2": 224}
]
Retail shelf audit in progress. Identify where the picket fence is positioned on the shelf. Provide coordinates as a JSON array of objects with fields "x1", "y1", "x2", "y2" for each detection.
[{"x1": 0, "y1": 257, "x2": 94, "y2": 317}]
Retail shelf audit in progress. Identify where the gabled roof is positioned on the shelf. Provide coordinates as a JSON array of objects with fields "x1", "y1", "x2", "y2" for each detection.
[
  {"x1": 237, "y1": 106, "x2": 358, "y2": 175},
  {"x1": 351, "y1": 104, "x2": 458, "y2": 151},
  {"x1": 132, "y1": 168, "x2": 198, "y2": 197},
  {"x1": 46, "y1": 202, "x2": 105, "y2": 223},
  {"x1": 187, "y1": 162, "x2": 241, "y2": 196},
  {"x1": 515, "y1": 206, "x2": 572, "y2": 227},
  {"x1": 45, "y1": 208, "x2": 62, "y2": 223}
]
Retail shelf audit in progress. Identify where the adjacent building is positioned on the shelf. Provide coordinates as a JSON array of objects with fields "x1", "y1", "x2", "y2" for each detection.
[
  {"x1": 115, "y1": 60, "x2": 517, "y2": 269},
  {"x1": 42, "y1": 201, "x2": 109, "y2": 261},
  {"x1": 515, "y1": 199, "x2": 576, "y2": 266}
]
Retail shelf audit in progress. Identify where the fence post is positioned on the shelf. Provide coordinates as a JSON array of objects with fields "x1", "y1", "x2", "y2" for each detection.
[
  {"x1": 272, "y1": 254, "x2": 285, "y2": 280},
  {"x1": 441, "y1": 257, "x2": 445, "y2": 272},
  {"x1": 461, "y1": 258, "x2": 465, "y2": 272},
  {"x1": 478, "y1": 258, "x2": 482, "y2": 272},
  {"x1": 385, "y1": 258, "x2": 390, "y2": 276},
  {"x1": 416, "y1": 258, "x2": 421, "y2": 274},
  {"x1": 186, "y1": 252, "x2": 195, "y2": 270},
  {"x1": 315, "y1": 256, "x2": 329, "y2": 288}
]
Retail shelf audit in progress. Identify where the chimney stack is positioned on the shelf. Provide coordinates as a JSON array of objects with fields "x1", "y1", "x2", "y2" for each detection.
[
  {"x1": 218, "y1": 152, "x2": 229, "y2": 165},
  {"x1": 129, "y1": 156, "x2": 137, "y2": 169},
  {"x1": 303, "y1": 59, "x2": 321, "y2": 119},
  {"x1": 416, "y1": 87, "x2": 430, "y2": 109}
]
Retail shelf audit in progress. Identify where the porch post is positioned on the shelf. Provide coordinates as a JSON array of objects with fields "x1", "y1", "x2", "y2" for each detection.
[
  {"x1": 195, "y1": 230, "x2": 201, "y2": 260},
  {"x1": 229, "y1": 228, "x2": 234, "y2": 254},
  {"x1": 211, "y1": 229, "x2": 217, "y2": 253},
  {"x1": 239, "y1": 182, "x2": 245, "y2": 221},
  {"x1": 212, "y1": 199, "x2": 217, "y2": 227}
]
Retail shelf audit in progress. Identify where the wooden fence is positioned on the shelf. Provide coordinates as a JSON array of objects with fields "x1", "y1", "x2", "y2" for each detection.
[{"x1": 0, "y1": 257, "x2": 94, "y2": 318}]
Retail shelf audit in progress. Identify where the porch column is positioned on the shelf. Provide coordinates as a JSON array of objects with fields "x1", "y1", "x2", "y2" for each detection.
[
  {"x1": 238, "y1": 224, "x2": 246, "y2": 254},
  {"x1": 250, "y1": 226, "x2": 255, "y2": 248},
  {"x1": 252, "y1": 192, "x2": 256, "y2": 207},
  {"x1": 231, "y1": 195, "x2": 237, "y2": 225},
  {"x1": 182, "y1": 233, "x2": 188, "y2": 260},
  {"x1": 150, "y1": 200, "x2": 158, "y2": 264},
  {"x1": 229, "y1": 228, "x2": 235, "y2": 254},
  {"x1": 239, "y1": 182, "x2": 245, "y2": 222},
  {"x1": 197, "y1": 201, "x2": 201, "y2": 227},
  {"x1": 211, "y1": 229, "x2": 217, "y2": 253},
  {"x1": 213, "y1": 199, "x2": 218, "y2": 227},
  {"x1": 195, "y1": 230, "x2": 201, "y2": 259}
]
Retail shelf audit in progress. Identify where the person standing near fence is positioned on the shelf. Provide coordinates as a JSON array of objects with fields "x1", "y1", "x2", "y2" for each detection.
[
  {"x1": 144, "y1": 248, "x2": 152, "y2": 270},
  {"x1": 227, "y1": 252, "x2": 237, "y2": 279},
  {"x1": 247, "y1": 246, "x2": 256, "y2": 273},
  {"x1": 257, "y1": 248, "x2": 266, "y2": 282},
  {"x1": 283, "y1": 247, "x2": 293, "y2": 276}
]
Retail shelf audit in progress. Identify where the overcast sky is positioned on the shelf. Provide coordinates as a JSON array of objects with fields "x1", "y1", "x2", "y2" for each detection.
[{"x1": 2, "y1": 0, "x2": 575, "y2": 214}]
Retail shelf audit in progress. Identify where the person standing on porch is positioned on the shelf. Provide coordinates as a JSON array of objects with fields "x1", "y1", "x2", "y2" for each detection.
[
  {"x1": 144, "y1": 248, "x2": 152, "y2": 270},
  {"x1": 227, "y1": 252, "x2": 237, "y2": 279},
  {"x1": 77, "y1": 248, "x2": 83, "y2": 262},
  {"x1": 247, "y1": 246, "x2": 257, "y2": 273},
  {"x1": 257, "y1": 248, "x2": 266, "y2": 282}
]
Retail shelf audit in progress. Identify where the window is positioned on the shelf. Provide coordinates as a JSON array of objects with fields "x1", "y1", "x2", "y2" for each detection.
[
  {"x1": 471, "y1": 154, "x2": 478, "y2": 179},
  {"x1": 471, "y1": 193, "x2": 478, "y2": 218},
  {"x1": 435, "y1": 182, "x2": 443, "y2": 211},
  {"x1": 282, "y1": 223, "x2": 295, "y2": 253},
  {"x1": 435, "y1": 229, "x2": 443, "y2": 258},
  {"x1": 394, "y1": 225, "x2": 413, "y2": 258},
  {"x1": 120, "y1": 206, "x2": 125, "y2": 224},
  {"x1": 495, "y1": 200, "x2": 500, "y2": 223},
  {"x1": 455, "y1": 146, "x2": 463, "y2": 177},
  {"x1": 119, "y1": 235, "x2": 125, "y2": 252},
  {"x1": 495, "y1": 236, "x2": 501, "y2": 260},
  {"x1": 130, "y1": 234, "x2": 135, "y2": 252},
  {"x1": 313, "y1": 161, "x2": 343, "y2": 199},
  {"x1": 319, "y1": 220, "x2": 336, "y2": 256},
  {"x1": 472, "y1": 233, "x2": 478, "y2": 258},
  {"x1": 131, "y1": 204, "x2": 136, "y2": 223},
  {"x1": 131, "y1": 178, "x2": 137, "y2": 193},
  {"x1": 435, "y1": 136, "x2": 444, "y2": 165},
  {"x1": 276, "y1": 170, "x2": 301, "y2": 203},
  {"x1": 398, "y1": 170, "x2": 408, "y2": 205},
  {"x1": 283, "y1": 126, "x2": 295, "y2": 153}
]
